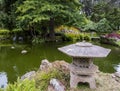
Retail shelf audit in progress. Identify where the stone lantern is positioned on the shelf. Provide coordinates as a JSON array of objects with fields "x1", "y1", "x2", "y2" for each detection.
[{"x1": 58, "y1": 42, "x2": 111, "y2": 89}]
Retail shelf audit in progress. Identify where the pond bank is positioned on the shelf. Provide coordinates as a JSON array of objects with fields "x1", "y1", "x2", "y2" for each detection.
[
  {"x1": 0, "y1": 41, "x2": 120, "y2": 90},
  {"x1": 21, "y1": 59, "x2": 120, "y2": 91}
]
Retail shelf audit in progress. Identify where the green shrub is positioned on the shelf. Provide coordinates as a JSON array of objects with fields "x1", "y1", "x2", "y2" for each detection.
[
  {"x1": 1, "y1": 69, "x2": 69, "y2": 91},
  {"x1": 96, "y1": 18, "x2": 112, "y2": 33},
  {"x1": 63, "y1": 33, "x2": 83, "y2": 42},
  {"x1": 116, "y1": 30, "x2": 120, "y2": 34},
  {"x1": 11, "y1": 28, "x2": 22, "y2": 34},
  {"x1": 55, "y1": 25, "x2": 92, "y2": 42},
  {"x1": 35, "y1": 69, "x2": 62, "y2": 90},
  {"x1": 79, "y1": 34, "x2": 84, "y2": 41},
  {"x1": 6, "y1": 78, "x2": 38, "y2": 91},
  {"x1": 0, "y1": 28, "x2": 22, "y2": 35},
  {"x1": 35, "y1": 69, "x2": 70, "y2": 91},
  {"x1": 83, "y1": 20, "x2": 97, "y2": 31},
  {"x1": 83, "y1": 35, "x2": 91, "y2": 41},
  {"x1": 62, "y1": 33, "x2": 92, "y2": 42},
  {"x1": 32, "y1": 37, "x2": 45, "y2": 44},
  {"x1": 0, "y1": 29, "x2": 10, "y2": 35},
  {"x1": 55, "y1": 25, "x2": 80, "y2": 34},
  {"x1": 63, "y1": 33, "x2": 74, "y2": 41}
]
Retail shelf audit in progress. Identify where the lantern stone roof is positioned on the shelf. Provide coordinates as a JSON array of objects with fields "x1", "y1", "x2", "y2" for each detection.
[{"x1": 58, "y1": 42, "x2": 111, "y2": 58}]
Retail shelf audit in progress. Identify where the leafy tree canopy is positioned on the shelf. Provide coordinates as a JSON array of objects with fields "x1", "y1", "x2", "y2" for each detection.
[
  {"x1": 96, "y1": 18, "x2": 112, "y2": 33},
  {"x1": 91, "y1": 2, "x2": 120, "y2": 30},
  {"x1": 16, "y1": 0, "x2": 86, "y2": 31},
  {"x1": 84, "y1": 18, "x2": 112, "y2": 33}
]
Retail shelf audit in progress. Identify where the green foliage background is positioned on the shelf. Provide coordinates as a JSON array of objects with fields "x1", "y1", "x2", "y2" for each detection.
[{"x1": 0, "y1": 0, "x2": 120, "y2": 41}]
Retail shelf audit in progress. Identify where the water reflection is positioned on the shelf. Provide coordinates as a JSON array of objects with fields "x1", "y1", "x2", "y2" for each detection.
[{"x1": 0, "y1": 72, "x2": 8, "y2": 88}]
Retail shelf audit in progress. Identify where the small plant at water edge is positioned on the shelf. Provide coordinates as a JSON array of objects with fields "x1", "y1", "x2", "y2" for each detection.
[
  {"x1": 6, "y1": 78, "x2": 38, "y2": 91},
  {"x1": 32, "y1": 37, "x2": 45, "y2": 44},
  {"x1": 35, "y1": 69, "x2": 70, "y2": 91}
]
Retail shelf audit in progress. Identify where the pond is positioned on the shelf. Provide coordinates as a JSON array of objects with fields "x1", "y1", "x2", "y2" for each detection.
[{"x1": 0, "y1": 41, "x2": 120, "y2": 88}]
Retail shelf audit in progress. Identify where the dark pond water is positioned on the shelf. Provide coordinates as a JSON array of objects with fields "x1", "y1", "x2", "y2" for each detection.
[{"x1": 0, "y1": 41, "x2": 120, "y2": 88}]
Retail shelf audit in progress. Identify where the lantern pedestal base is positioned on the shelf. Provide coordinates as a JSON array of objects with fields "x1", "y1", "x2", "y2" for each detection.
[{"x1": 70, "y1": 72, "x2": 96, "y2": 89}]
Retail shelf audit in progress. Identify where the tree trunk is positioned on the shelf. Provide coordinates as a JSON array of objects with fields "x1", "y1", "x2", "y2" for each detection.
[{"x1": 49, "y1": 18, "x2": 55, "y2": 41}]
